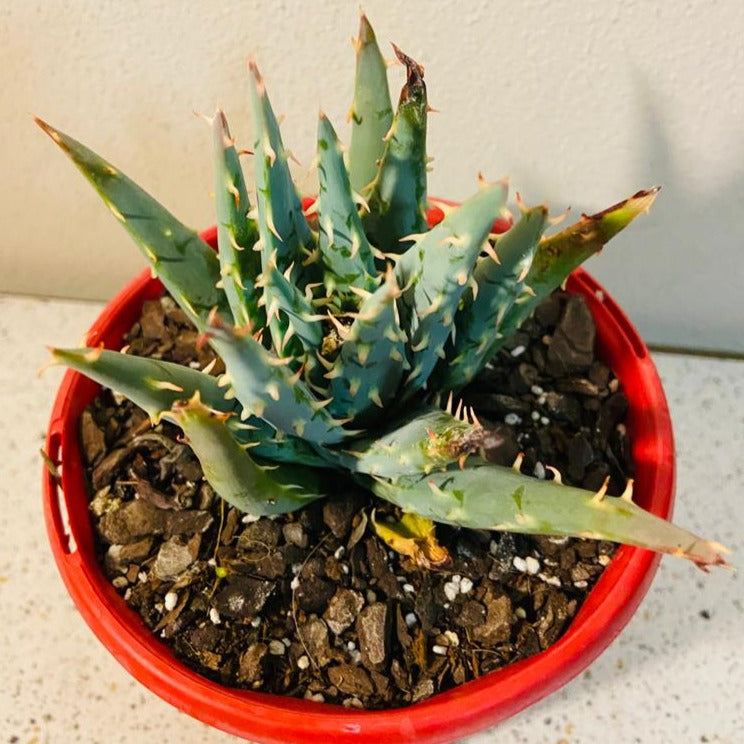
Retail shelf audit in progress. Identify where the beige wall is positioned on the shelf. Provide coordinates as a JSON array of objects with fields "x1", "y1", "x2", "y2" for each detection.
[{"x1": 3, "y1": 0, "x2": 743, "y2": 351}]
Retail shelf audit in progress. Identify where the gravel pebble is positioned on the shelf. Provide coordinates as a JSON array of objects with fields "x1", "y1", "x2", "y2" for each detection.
[
  {"x1": 268, "y1": 640, "x2": 286, "y2": 655},
  {"x1": 443, "y1": 630, "x2": 459, "y2": 647},
  {"x1": 164, "y1": 591, "x2": 178, "y2": 611},
  {"x1": 443, "y1": 582, "x2": 459, "y2": 602}
]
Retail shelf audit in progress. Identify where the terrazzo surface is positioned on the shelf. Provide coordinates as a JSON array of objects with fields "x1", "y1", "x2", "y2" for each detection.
[{"x1": 1, "y1": 293, "x2": 741, "y2": 744}]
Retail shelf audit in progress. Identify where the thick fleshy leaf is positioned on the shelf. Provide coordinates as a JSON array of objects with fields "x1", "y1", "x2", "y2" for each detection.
[
  {"x1": 205, "y1": 314, "x2": 350, "y2": 444},
  {"x1": 50, "y1": 347, "x2": 329, "y2": 467},
  {"x1": 325, "y1": 271, "x2": 407, "y2": 422},
  {"x1": 316, "y1": 113, "x2": 377, "y2": 304},
  {"x1": 248, "y1": 62, "x2": 314, "y2": 274},
  {"x1": 363, "y1": 46, "x2": 428, "y2": 253},
  {"x1": 36, "y1": 118, "x2": 230, "y2": 330},
  {"x1": 348, "y1": 14, "x2": 394, "y2": 195},
  {"x1": 257, "y1": 261, "x2": 323, "y2": 358},
  {"x1": 170, "y1": 395, "x2": 327, "y2": 515},
  {"x1": 372, "y1": 462, "x2": 729, "y2": 569},
  {"x1": 436, "y1": 204, "x2": 548, "y2": 391},
  {"x1": 345, "y1": 406, "x2": 475, "y2": 478},
  {"x1": 212, "y1": 110, "x2": 262, "y2": 328},
  {"x1": 396, "y1": 182, "x2": 508, "y2": 394},
  {"x1": 497, "y1": 188, "x2": 660, "y2": 344}
]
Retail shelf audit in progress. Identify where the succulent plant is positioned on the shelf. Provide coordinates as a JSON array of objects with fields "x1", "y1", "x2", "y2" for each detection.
[{"x1": 39, "y1": 15, "x2": 726, "y2": 569}]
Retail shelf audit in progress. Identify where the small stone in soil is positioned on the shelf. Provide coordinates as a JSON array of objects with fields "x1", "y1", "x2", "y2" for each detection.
[
  {"x1": 105, "y1": 538, "x2": 154, "y2": 571},
  {"x1": 323, "y1": 588, "x2": 365, "y2": 636},
  {"x1": 98, "y1": 499, "x2": 166, "y2": 545},
  {"x1": 238, "y1": 643, "x2": 268, "y2": 684},
  {"x1": 214, "y1": 576, "x2": 275, "y2": 620},
  {"x1": 357, "y1": 603, "x2": 388, "y2": 671},
  {"x1": 473, "y1": 591, "x2": 513, "y2": 647},
  {"x1": 546, "y1": 295, "x2": 596, "y2": 375},
  {"x1": 323, "y1": 497, "x2": 357, "y2": 538},
  {"x1": 298, "y1": 619, "x2": 333, "y2": 668},
  {"x1": 282, "y1": 522, "x2": 308, "y2": 549},
  {"x1": 268, "y1": 640, "x2": 285, "y2": 656},
  {"x1": 328, "y1": 664, "x2": 374, "y2": 697},
  {"x1": 154, "y1": 534, "x2": 200, "y2": 580}
]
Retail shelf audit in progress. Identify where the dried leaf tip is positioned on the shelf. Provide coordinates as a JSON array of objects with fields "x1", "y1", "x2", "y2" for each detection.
[
  {"x1": 247, "y1": 59, "x2": 265, "y2": 95},
  {"x1": 34, "y1": 116, "x2": 65, "y2": 146},
  {"x1": 391, "y1": 43, "x2": 425, "y2": 97},
  {"x1": 357, "y1": 13, "x2": 376, "y2": 45}
]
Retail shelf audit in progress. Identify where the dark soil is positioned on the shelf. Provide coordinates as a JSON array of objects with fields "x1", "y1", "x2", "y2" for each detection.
[{"x1": 81, "y1": 290, "x2": 631, "y2": 709}]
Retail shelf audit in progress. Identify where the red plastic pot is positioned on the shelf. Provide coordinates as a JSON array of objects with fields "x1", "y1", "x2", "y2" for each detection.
[{"x1": 43, "y1": 224, "x2": 674, "y2": 744}]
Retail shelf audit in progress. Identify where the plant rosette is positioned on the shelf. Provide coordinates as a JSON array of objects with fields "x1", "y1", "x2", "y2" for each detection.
[
  {"x1": 40, "y1": 14, "x2": 726, "y2": 744},
  {"x1": 44, "y1": 255, "x2": 672, "y2": 743}
]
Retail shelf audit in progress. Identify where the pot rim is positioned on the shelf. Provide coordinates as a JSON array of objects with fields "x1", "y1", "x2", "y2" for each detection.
[{"x1": 42, "y1": 225, "x2": 674, "y2": 744}]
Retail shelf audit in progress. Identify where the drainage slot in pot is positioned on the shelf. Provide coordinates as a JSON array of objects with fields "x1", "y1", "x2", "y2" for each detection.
[{"x1": 43, "y1": 433, "x2": 78, "y2": 555}]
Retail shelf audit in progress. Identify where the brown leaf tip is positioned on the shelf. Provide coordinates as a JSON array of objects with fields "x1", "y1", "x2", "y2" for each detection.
[
  {"x1": 391, "y1": 43, "x2": 425, "y2": 99},
  {"x1": 358, "y1": 13, "x2": 376, "y2": 45}
]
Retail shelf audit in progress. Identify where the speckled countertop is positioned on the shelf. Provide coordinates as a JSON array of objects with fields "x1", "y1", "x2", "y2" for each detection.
[{"x1": 2, "y1": 294, "x2": 741, "y2": 744}]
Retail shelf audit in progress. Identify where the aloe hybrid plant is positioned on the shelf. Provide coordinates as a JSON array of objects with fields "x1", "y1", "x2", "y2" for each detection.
[{"x1": 39, "y1": 16, "x2": 726, "y2": 569}]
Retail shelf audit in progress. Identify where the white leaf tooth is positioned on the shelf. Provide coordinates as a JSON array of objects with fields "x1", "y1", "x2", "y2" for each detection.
[
  {"x1": 481, "y1": 241, "x2": 500, "y2": 264},
  {"x1": 310, "y1": 397, "x2": 333, "y2": 411},
  {"x1": 314, "y1": 351, "x2": 334, "y2": 371},
  {"x1": 410, "y1": 334, "x2": 429, "y2": 353},
  {"x1": 349, "y1": 230, "x2": 361, "y2": 258},
  {"x1": 592, "y1": 476, "x2": 611, "y2": 504},
  {"x1": 228, "y1": 232, "x2": 244, "y2": 252},
  {"x1": 287, "y1": 365, "x2": 305, "y2": 386},
  {"x1": 453, "y1": 398, "x2": 463, "y2": 421},
  {"x1": 439, "y1": 233, "x2": 467, "y2": 249},
  {"x1": 546, "y1": 206, "x2": 571, "y2": 228},
  {"x1": 398, "y1": 231, "x2": 428, "y2": 244},
  {"x1": 445, "y1": 391, "x2": 454, "y2": 415},
  {"x1": 326, "y1": 312, "x2": 350, "y2": 340},
  {"x1": 351, "y1": 190, "x2": 370, "y2": 213},
  {"x1": 264, "y1": 205, "x2": 281, "y2": 240},
  {"x1": 266, "y1": 355, "x2": 295, "y2": 367},
  {"x1": 348, "y1": 285, "x2": 373, "y2": 300},
  {"x1": 418, "y1": 295, "x2": 444, "y2": 319}
]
